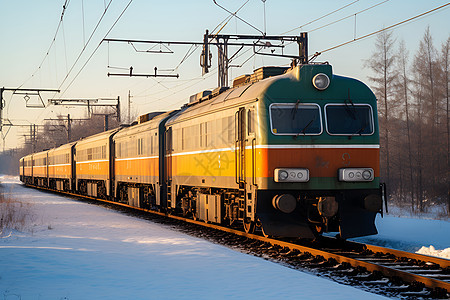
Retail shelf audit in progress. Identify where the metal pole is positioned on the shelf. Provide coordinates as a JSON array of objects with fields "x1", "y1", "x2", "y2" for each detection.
[
  {"x1": 0, "y1": 88, "x2": 4, "y2": 131},
  {"x1": 117, "y1": 96, "x2": 120, "y2": 122},
  {"x1": 67, "y1": 114, "x2": 71, "y2": 142},
  {"x1": 128, "y1": 91, "x2": 131, "y2": 124}
]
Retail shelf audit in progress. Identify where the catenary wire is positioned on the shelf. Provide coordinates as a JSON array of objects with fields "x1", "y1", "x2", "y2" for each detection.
[
  {"x1": 308, "y1": 0, "x2": 390, "y2": 33},
  {"x1": 16, "y1": 0, "x2": 71, "y2": 90},
  {"x1": 280, "y1": 0, "x2": 360, "y2": 35},
  {"x1": 316, "y1": 2, "x2": 450, "y2": 56},
  {"x1": 56, "y1": 0, "x2": 134, "y2": 98},
  {"x1": 56, "y1": 0, "x2": 114, "y2": 93}
]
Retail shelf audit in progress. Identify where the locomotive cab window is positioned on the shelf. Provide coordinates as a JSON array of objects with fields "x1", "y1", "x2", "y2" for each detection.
[
  {"x1": 269, "y1": 103, "x2": 322, "y2": 135},
  {"x1": 325, "y1": 104, "x2": 374, "y2": 135}
]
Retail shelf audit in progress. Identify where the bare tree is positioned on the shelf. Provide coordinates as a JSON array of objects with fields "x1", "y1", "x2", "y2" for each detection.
[
  {"x1": 423, "y1": 28, "x2": 439, "y2": 197},
  {"x1": 410, "y1": 27, "x2": 446, "y2": 212},
  {"x1": 440, "y1": 36, "x2": 450, "y2": 214},
  {"x1": 365, "y1": 30, "x2": 397, "y2": 191},
  {"x1": 395, "y1": 40, "x2": 415, "y2": 211}
]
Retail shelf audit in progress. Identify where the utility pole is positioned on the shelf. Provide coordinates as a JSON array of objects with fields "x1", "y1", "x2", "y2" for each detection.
[
  {"x1": 67, "y1": 114, "x2": 71, "y2": 142},
  {"x1": 27, "y1": 124, "x2": 37, "y2": 153},
  {"x1": 128, "y1": 90, "x2": 131, "y2": 124},
  {"x1": 44, "y1": 114, "x2": 91, "y2": 143},
  {"x1": 116, "y1": 96, "x2": 121, "y2": 122}
]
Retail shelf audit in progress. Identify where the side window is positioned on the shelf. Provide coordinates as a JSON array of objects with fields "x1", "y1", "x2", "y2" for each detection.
[
  {"x1": 181, "y1": 127, "x2": 185, "y2": 150},
  {"x1": 137, "y1": 138, "x2": 144, "y2": 156},
  {"x1": 200, "y1": 122, "x2": 207, "y2": 148},
  {"x1": 87, "y1": 148, "x2": 93, "y2": 160},
  {"x1": 248, "y1": 109, "x2": 255, "y2": 135}
]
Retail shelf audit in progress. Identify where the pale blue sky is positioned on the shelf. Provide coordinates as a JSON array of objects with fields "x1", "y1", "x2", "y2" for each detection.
[{"x1": 0, "y1": 0, "x2": 449, "y2": 150}]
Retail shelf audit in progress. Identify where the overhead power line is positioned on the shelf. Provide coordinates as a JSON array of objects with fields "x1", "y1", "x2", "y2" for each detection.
[
  {"x1": 17, "y1": 0, "x2": 71, "y2": 90},
  {"x1": 308, "y1": 0, "x2": 390, "y2": 33},
  {"x1": 213, "y1": 0, "x2": 263, "y2": 35},
  {"x1": 57, "y1": 0, "x2": 114, "y2": 92},
  {"x1": 316, "y1": 2, "x2": 450, "y2": 56},
  {"x1": 281, "y1": 0, "x2": 360, "y2": 35},
  {"x1": 56, "y1": 0, "x2": 134, "y2": 98}
]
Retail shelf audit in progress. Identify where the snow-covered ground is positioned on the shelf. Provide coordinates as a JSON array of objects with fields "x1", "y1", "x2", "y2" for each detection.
[
  {"x1": 0, "y1": 175, "x2": 448, "y2": 299},
  {"x1": 351, "y1": 212, "x2": 450, "y2": 258}
]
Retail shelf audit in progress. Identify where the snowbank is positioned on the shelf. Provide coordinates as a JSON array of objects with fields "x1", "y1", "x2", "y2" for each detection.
[
  {"x1": 352, "y1": 213, "x2": 450, "y2": 254},
  {"x1": 416, "y1": 245, "x2": 450, "y2": 259}
]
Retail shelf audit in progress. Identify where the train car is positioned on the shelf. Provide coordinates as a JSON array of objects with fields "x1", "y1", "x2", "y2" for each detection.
[
  {"x1": 75, "y1": 128, "x2": 121, "y2": 198},
  {"x1": 20, "y1": 154, "x2": 33, "y2": 184},
  {"x1": 48, "y1": 142, "x2": 76, "y2": 191},
  {"x1": 19, "y1": 157, "x2": 24, "y2": 182},
  {"x1": 166, "y1": 64, "x2": 384, "y2": 239},
  {"x1": 32, "y1": 150, "x2": 49, "y2": 187},
  {"x1": 113, "y1": 111, "x2": 178, "y2": 208}
]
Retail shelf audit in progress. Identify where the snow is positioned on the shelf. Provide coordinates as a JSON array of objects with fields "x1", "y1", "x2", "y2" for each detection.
[
  {"x1": 1, "y1": 175, "x2": 449, "y2": 299},
  {"x1": 0, "y1": 176, "x2": 388, "y2": 299},
  {"x1": 416, "y1": 245, "x2": 450, "y2": 259},
  {"x1": 350, "y1": 207, "x2": 450, "y2": 259}
]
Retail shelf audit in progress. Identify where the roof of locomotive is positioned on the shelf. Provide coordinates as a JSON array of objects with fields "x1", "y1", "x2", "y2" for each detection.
[
  {"x1": 165, "y1": 68, "x2": 286, "y2": 125},
  {"x1": 166, "y1": 63, "x2": 375, "y2": 125}
]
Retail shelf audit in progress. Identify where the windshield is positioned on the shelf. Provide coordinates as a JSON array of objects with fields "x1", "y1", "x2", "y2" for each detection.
[
  {"x1": 270, "y1": 103, "x2": 321, "y2": 135},
  {"x1": 325, "y1": 104, "x2": 374, "y2": 135}
]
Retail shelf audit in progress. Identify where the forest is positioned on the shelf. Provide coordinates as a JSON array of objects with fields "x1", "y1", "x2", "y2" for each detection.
[
  {"x1": 0, "y1": 27, "x2": 448, "y2": 216},
  {"x1": 365, "y1": 27, "x2": 449, "y2": 216}
]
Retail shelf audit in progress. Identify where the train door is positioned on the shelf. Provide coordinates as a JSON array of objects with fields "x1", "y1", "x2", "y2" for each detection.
[
  {"x1": 236, "y1": 108, "x2": 246, "y2": 187},
  {"x1": 246, "y1": 107, "x2": 257, "y2": 222},
  {"x1": 236, "y1": 106, "x2": 257, "y2": 224},
  {"x1": 70, "y1": 144, "x2": 76, "y2": 191},
  {"x1": 165, "y1": 126, "x2": 174, "y2": 208}
]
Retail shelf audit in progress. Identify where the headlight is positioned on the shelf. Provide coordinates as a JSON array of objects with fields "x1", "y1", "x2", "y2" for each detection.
[
  {"x1": 278, "y1": 170, "x2": 289, "y2": 180},
  {"x1": 312, "y1": 73, "x2": 330, "y2": 90},
  {"x1": 274, "y1": 168, "x2": 309, "y2": 182},
  {"x1": 339, "y1": 168, "x2": 374, "y2": 182}
]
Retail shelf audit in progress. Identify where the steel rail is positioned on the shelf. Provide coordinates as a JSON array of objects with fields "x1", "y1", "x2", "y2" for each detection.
[
  {"x1": 27, "y1": 184, "x2": 450, "y2": 294},
  {"x1": 351, "y1": 241, "x2": 450, "y2": 269}
]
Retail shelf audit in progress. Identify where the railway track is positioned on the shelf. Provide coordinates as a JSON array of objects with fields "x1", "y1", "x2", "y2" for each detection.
[{"x1": 30, "y1": 185, "x2": 450, "y2": 299}]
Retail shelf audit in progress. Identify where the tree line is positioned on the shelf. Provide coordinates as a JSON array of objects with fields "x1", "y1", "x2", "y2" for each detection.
[
  {"x1": 365, "y1": 27, "x2": 449, "y2": 216},
  {"x1": 0, "y1": 110, "x2": 123, "y2": 175}
]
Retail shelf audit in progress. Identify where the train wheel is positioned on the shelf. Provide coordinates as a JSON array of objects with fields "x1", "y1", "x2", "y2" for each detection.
[{"x1": 243, "y1": 220, "x2": 255, "y2": 234}]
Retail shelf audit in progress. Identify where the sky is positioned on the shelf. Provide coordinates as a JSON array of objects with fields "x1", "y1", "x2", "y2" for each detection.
[{"x1": 0, "y1": 0, "x2": 449, "y2": 151}]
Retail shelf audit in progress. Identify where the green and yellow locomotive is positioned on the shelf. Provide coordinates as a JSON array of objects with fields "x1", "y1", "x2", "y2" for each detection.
[{"x1": 166, "y1": 63, "x2": 384, "y2": 239}]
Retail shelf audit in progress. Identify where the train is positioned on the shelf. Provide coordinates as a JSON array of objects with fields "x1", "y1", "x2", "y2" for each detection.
[{"x1": 20, "y1": 63, "x2": 386, "y2": 239}]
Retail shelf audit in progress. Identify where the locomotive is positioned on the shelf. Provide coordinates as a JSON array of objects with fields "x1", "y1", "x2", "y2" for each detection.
[{"x1": 20, "y1": 63, "x2": 385, "y2": 239}]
